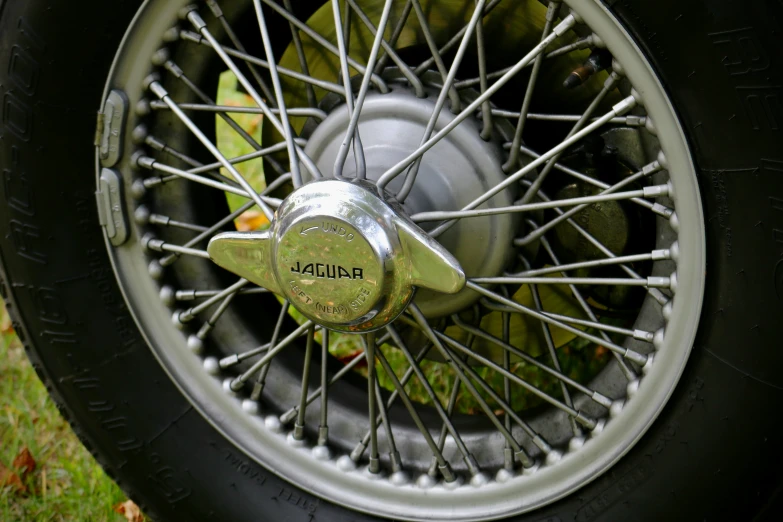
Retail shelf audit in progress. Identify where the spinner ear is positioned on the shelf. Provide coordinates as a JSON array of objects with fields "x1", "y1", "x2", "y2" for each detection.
[
  {"x1": 396, "y1": 222, "x2": 465, "y2": 295},
  {"x1": 208, "y1": 231, "x2": 283, "y2": 295}
]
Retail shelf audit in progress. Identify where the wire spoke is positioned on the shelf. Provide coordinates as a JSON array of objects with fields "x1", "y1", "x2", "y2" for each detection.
[
  {"x1": 252, "y1": 0, "x2": 303, "y2": 187},
  {"x1": 332, "y1": 0, "x2": 395, "y2": 179},
  {"x1": 345, "y1": 0, "x2": 425, "y2": 97},
  {"x1": 373, "y1": 0, "x2": 413, "y2": 74},
  {"x1": 373, "y1": 347, "x2": 456, "y2": 482},
  {"x1": 517, "y1": 72, "x2": 621, "y2": 206},
  {"x1": 261, "y1": 0, "x2": 389, "y2": 93},
  {"x1": 520, "y1": 185, "x2": 670, "y2": 306},
  {"x1": 184, "y1": 11, "x2": 323, "y2": 182},
  {"x1": 410, "y1": 0, "x2": 461, "y2": 110},
  {"x1": 412, "y1": 0, "x2": 504, "y2": 75},
  {"x1": 150, "y1": 100, "x2": 327, "y2": 121},
  {"x1": 292, "y1": 325, "x2": 316, "y2": 440},
  {"x1": 180, "y1": 30, "x2": 347, "y2": 96},
  {"x1": 411, "y1": 184, "x2": 668, "y2": 223},
  {"x1": 393, "y1": 0, "x2": 487, "y2": 201},
  {"x1": 376, "y1": 13, "x2": 579, "y2": 196},
  {"x1": 426, "y1": 93, "x2": 636, "y2": 238},
  {"x1": 503, "y1": 1, "x2": 559, "y2": 171},
  {"x1": 206, "y1": 0, "x2": 277, "y2": 104},
  {"x1": 465, "y1": 281, "x2": 648, "y2": 366}
]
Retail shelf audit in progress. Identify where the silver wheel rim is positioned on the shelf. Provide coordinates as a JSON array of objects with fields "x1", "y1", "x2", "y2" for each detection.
[{"x1": 99, "y1": 0, "x2": 706, "y2": 520}]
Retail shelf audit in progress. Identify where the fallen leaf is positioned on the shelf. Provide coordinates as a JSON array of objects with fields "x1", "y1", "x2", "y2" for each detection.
[
  {"x1": 114, "y1": 499, "x2": 144, "y2": 522},
  {"x1": 337, "y1": 350, "x2": 367, "y2": 368},
  {"x1": 0, "y1": 460, "x2": 27, "y2": 494},
  {"x1": 1, "y1": 311, "x2": 13, "y2": 334},
  {"x1": 236, "y1": 210, "x2": 270, "y2": 231},
  {"x1": 12, "y1": 447, "x2": 36, "y2": 477}
]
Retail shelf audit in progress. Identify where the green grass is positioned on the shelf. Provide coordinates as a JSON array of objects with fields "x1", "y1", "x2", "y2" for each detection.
[{"x1": 0, "y1": 302, "x2": 140, "y2": 522}]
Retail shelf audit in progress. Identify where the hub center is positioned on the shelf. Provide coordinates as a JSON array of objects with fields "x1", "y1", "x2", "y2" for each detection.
[{"x1": 208, "y1": 179, "x2": 466, "y2": 333}]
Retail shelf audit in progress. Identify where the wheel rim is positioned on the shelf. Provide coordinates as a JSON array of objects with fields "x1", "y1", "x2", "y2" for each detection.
[{"x1": 99, "y1": 0, "x2": 706, "y2": 519}]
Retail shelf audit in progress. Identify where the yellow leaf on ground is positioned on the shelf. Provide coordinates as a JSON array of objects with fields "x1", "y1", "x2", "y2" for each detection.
[
  {"x1": 236, "y1": 210, "x2": 270, "y2": 231},
  {"x1": 114, "y1": 499, "x2": 144, "y2": 522}
]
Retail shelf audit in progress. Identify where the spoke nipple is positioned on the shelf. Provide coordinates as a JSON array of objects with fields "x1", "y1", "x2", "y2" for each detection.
[
  {"x1": 131, "y1": 179, "x2": 147, "y2": 200},
  {"x1": 368, "y1": 456, "x2": 381, "y2": 475},
  {"x1": 312, "y1": 445, "x2": 331, "y2": 461},
  {"x1": 171, "y1": 310, "x2": 187, "y2": 330},
  {"x1": 229, "y1": 378, "x2": 245, "y2": 393},
  {"x1": 241, "y1": 399, "x2": 259, "y2": 415},
  {"x1": 416, "y1": 473, "x2": 436, "y2": 489},
  {"x1": 590, "y1": 33, "x2": 606, "y2": 49},
  {"x1": 609, "y1": 399, "x2": 625, "y2": 418},
  {"x1": 134, "y1": 205, "x2": 151, "y2": 225},
  {"x1": 545, "y1": 450, "x2": 563, "y2": 466},
  {"x1": 669, "y1": 211, "x2": 680, "y2": 232},
  {"x1": 669, "y1": 271, "x2": 679, "y2": 293},
  {"x1": 223, "y1": 377, "x2": 240, "y2": 396},
  {"x1": 575, "y1": 411, "x2": 597, "y2": 430},
  {"x1": 148, "y1": 259, "x2": 164, "y2": 279},
  {"x1": 151, "y1": 48, "x2": 170, "y2": 67},
  {"x1": 317, "y1": 426, "x2": 329, "y2": 447},
  {"x1": 568, "y1": 436, "x2": 586, "y2": 452},
  {"x1": 390, "y1": 470, "x2": 409, "y2": 486},
  {"x1": 178, "y1": 4, "x2": 200, "y2": 21},
  {"x1": 264, "y1": 415, "x2": 283, "y2": 433},
  {"x1": 640, "y1": 358, "x2": 655, "y2": 381},
  {"x1": 162, "y1": 26, "x2": 180, "y2": 43},
  {"x1": 569, "y1": 10, "x2": 585, "y2": 24},
  {"x1": 470, "y1": 472, "x2": 490, "y2": 488},
  {"x1": 158, "y1": 285, "x2": 174, "y2": 306},
  {"x1": 653, "y1": 328, "x2": 666, "y2": 350},
  {"x1": 336, "y1": 455, "x2": 357, "y2": 472},
  {"x1": 389, "y1": 450, "x2": 403, "y2": 474},
  {"x1": 611, "y1": 58, "x2": 625, "y2": 76},
  {"x1": 292, "y1": 424, "x2": 306, "y2": 442},
  {"x1": 496, "y1": 468, "x2": 515, "y2": 483},
  {"x1": 131, "y1": 124, "x2": 148, "y2": 145},
  {"x1": 142, "y1": 73, "x2": 161, "y2": 92},
  {"x1": 662, "y1": 300, "x2": 674, "y2": 321},
  {"x1": 203, "y1": 356, "x2": 220, "y2": 375},
  {"x1": 590, "y1": 419, "x2": 606, "y2": 436},
  {"x1": 626, "y1": 378, "x2": 641, "y2": 399},
  {"x1": 187, "y1": 334, "x2": 204, "y2": 355},
  {"x1": 645, "y1": 116, "x2": 657, "y2": 135},
  {"x1": 135, "y1": 99, "x2": 151, "y2": 116},
  {"x1": 515, "y1": 449, "x2": 534, "y2": 469}
]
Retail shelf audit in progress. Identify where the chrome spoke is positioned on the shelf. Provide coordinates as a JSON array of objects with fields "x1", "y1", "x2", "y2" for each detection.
[
  {"x1": 373, "y1": 0, "x2": 413, "y2": 74},
  {"x1": 411, "y1": 184, "x2": 668, "y2": 223},
  {"x1": 261, "y1": 0, "x2": 389, "y2": 93},
  {"x1": 412, "y1": 0, "x2": 504, "y2": 75},
  {"x1": 410, "y1": 0, "x2": 461, "y2": 110},
  {"x1": 293, "y1": 325, "x2": 316, "y2": 441},
  {"x1": 503, "y1": 1, "x2": 559, "y2": 171},
  {"x1": 426, "y1": 93, "x2": 636, "y2": 238},
  {"x1": 252, "y1": 0, "x2": 303, "y2": 187},
  {"x1": 471, "y1": 275, "x2": 672, "y2": 288},
  {"x1": 183, "y1": 11, "x2": 323, "y2": 182},
  {"x1": 374, "y1": 348, "x2": 456, "y2": 482},
  {"x1": 150, "y1": 100, "x2": 328, "y2": 121},
  {"x1": 205, "y1": 0, "x2": 277, "y2": 104},
  {"x1": 375, "y1": 13, "x2": 579, "y2": 196},
  {"x1": 333, "y1": 0, "x2": 395, "y2": 179},
  {"x1": 517, "y1": 72, "x2": 621, "y2": 206},
  {"x1": 345, "y1": 0, "x2": 424, "y2": 97},
  {"x1": 362, "y1": 333, "x2": 381, "y2": 473},
  {"x1": 249, "y1": 300, "x2": 291, "y2": 397},
  {"x1": 465, "y1": 281, "x2": 648, "y2": 366},
  {"x1": 394, "y1": 0, "x2": 487, "y2": 201},
  {"x1": 180, "y1": 30, "x2": 347, "y2": 96},
  {"x1": 282, "y1": 0, "x2": 318, "y2": 108}
]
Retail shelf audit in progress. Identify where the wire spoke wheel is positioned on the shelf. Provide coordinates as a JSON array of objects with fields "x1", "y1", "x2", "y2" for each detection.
[{"x1": 97, "y1": 0, "x2": 706, "y2": 519}]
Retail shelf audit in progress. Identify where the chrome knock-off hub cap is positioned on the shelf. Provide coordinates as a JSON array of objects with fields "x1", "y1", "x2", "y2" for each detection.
[{"x1": 208, "y1": 179, "x2": 465, "y2": 332}]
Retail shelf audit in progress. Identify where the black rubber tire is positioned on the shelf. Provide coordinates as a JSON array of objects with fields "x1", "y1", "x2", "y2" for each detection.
[{"x1": 1, "y1": 0, "x2": 782, "y2": 520}]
